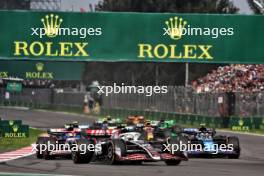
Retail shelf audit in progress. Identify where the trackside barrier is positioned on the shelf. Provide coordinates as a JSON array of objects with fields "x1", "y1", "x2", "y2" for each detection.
[{"x1": 100, "y1": 108, "x2": 264, "y2": 131}]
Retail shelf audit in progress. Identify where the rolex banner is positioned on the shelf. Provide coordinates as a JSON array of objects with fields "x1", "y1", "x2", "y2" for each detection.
[
  {"x1": 1, "y1": 120, "x2": 22, "y2": 126},
  {"x1": 1, "y1": 125, "x2": 29, "y2": 138},
  {"x1": 0, "y1": 120, "x2": 29, "y2": 138},
  {"x1": 0, "y1": 60, "x2": 84, "y2": 80},
  {"x1": 0, "y1": 11, "x2": 263, "y2": 63}
]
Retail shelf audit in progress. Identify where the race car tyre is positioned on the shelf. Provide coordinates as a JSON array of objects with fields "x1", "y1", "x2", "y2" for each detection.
[
  {"x1": 168, "y1": 136, "x2": 188, "y2": 156},
  {"x1": 43, "y1": 137, "x2": 56, "y2": 160},
  {"x1": 72, "y1": 139, "x2": 94, "y2": 164},
  {"x1": 165, "y1": 160, "x2": 181, "y2": 166},
  {"x1": 227, "y1": 136, "x2": 240, "y2": 159},
  {"x1": 36, "y1": 137, "x2": 46, "y2": 159},
  {"x1": 112, "y1": 139, "x2": 126, "y2": 157},
  {"x1": 105, "y1": 139, "x2": 126, "y2": 165},
  {"x1": 105, "y1": 142, "x2": 116, "y2": 165}
]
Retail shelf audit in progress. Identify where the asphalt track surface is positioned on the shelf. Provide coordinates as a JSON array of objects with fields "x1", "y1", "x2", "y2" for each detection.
[{"x1": 0, "y1": 108, "x2": 264, "y2": 176}]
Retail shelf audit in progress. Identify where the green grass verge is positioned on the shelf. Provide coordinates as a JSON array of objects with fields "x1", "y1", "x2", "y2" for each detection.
[
  {"x1": 249, "y1": 129, "x2": 264, "y2": 134},
  {"x1": 181, "y1": 125, "x2": 264, "y2": 135},
  {"x1": 219, "y1": 128, "x2": 264, "y2": 135},
  {"x1": 0, "y1": 128, "x2": 44, "y2": 153}
]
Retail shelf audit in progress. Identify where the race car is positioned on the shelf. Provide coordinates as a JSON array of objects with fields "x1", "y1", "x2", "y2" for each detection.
[
  {"x1": 85, "y1": 117, "x2": 124, "y2": 137},
  {"x1": 150, "y1": 119, "x2": 176, "y2": 128},
  {"x1": 182, "y1": 127, "x2": 240, "y2": 159},
  {"x1": 93, "y1": 117, "x2": 123, "y2": 130},
  {"x1": 71, "y1": 124, "x2": 188, "y2": 165},
  {"x1": 35, "y1": 122, "x2": 89, "y2": 160},
  {"x1": 125, "y1": 115, "x2": 145, "y2": 126}
]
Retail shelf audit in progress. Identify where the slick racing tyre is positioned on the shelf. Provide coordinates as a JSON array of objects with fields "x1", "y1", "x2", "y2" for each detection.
[
  {"x1": 36, "y1": 137, "x2": 46, "y2": 159},
  {"x1": 105, "y1": 139, "x2": 126, "y2": 165},
  {"x1": 227, "y1": 136, "x2": 240, "y2": 159},
  {"x1": 164, "y1": 136, "x2": 187, "y2": 166},
  {"x1": 72, "y1": 139, "x2": 94, "y2": 164},
  {"x1": 43, "y1": 137, "x2": 56, "y2": 160},
  {"x1": 168, "y1": 136, "x2": 188, "y2": 156}
]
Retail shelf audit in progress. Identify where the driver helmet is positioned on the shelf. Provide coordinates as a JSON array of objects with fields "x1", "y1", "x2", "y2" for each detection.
[
  {"x1": 67, "y1": 133, "x2": 74, "y2": 137},
  {"x1": 145, "y1": 120, "x2": 151, "y2": 127},
  {"x1": 106, "y1": 116, "x2": 112, "y2": 121}
]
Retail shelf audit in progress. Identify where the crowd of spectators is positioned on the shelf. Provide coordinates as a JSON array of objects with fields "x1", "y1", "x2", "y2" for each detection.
[{"x1": 192, "y1": 64, "x2": 264, "y2": 93}]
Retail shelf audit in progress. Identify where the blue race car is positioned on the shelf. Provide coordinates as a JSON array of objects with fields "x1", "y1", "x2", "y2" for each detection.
[{"x1": 182, "y1": 127, "x2": 240, "y2": 159}]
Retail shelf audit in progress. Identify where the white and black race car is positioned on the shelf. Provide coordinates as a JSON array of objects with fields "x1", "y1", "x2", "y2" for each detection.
[{"x1": 71, "y1": 127, "x2": 188, "y2": 165}]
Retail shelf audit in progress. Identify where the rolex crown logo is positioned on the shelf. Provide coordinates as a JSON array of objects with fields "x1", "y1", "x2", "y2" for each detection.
[
  {"x1": 36, "y1": 62, "x2": 44, "y2": 72},
  {"x1": 165, "y1": 16, "x2": 187, "y2": 40},
  {"x1": 13, "y1": 125, "x2": 19, "y2": 133},
  {"x1": 41, "y1": 14, "x2": 63, "y2": 38},
  {"x1": 9, "y1": 120, "x2": 14, "y2": 126},
  {"x1": 238, "y1": 119, "x2": 244, "y2": 126}
]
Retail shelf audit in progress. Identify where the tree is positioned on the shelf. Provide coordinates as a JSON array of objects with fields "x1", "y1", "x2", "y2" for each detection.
[
  {"x1": 96, "y1": 0, "x2": 239, "y2": 13},
  {"x1": 0, "y1": 0, "x2": 30, "y2": 10}
]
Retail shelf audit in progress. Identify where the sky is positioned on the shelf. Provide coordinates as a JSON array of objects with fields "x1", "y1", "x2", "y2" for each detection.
[{"x1": 60, "y1": 0, "x2": 254, "y2": 14}]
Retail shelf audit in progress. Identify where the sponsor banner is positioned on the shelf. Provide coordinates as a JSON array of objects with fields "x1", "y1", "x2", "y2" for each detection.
[
  {"x1": 229, "y1": 118, "x2": 251, "y2": 131},
  {"x1": 229, "y1": 117, "x2": 264, "y2": 131},
  {"x1": 6, "y1": 82, "x2": 22, "y2": 92},
  {"x1": 1, "y1": 125, "x2": 29, "y2": 138},
  {"x1": 0, "y1": 120, "x2": 22, "y2": 127},
  {"x1": 0, "y1": 60, "x2": 84, "y2": 80},
  {"x1": 0, "y1": 11, "x2": 263, "y2": 63}
]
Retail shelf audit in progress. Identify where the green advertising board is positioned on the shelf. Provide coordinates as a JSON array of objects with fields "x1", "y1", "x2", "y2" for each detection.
[
  {"x1": 0, "y1": 120, "x2": 22, "y2": 126},
  {"x1": 0, "y1": 11, "x2": 263, "y2": 63},
  {"x1": 6, "y1": 82, "x2": 22, "y2": 92},
  {"x1": 0, "y1": 120, "x2": 29, "y2": 138},
  {"x1": 1, "y1": 125, "x2": 29, "y2": 138},
  {"x1": 0, "y1": 60, "x2": 84, "y2": 80}
]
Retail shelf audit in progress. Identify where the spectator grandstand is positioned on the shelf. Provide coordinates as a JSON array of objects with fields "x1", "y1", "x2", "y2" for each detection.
[{"x1": 192, "y1": 64, "x2": 264, "y2": 93}]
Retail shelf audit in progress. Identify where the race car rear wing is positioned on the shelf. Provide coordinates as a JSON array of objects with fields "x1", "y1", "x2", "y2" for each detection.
[
  {"x1": 48, "y1": 128, "x2": 81, "y2": 133},
  {"x1": 85, "y1": 129, "x2": 119, "y2": 137},
  {"x1": 182, "y1": 128, "x2": 216, "y2": 135}
]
